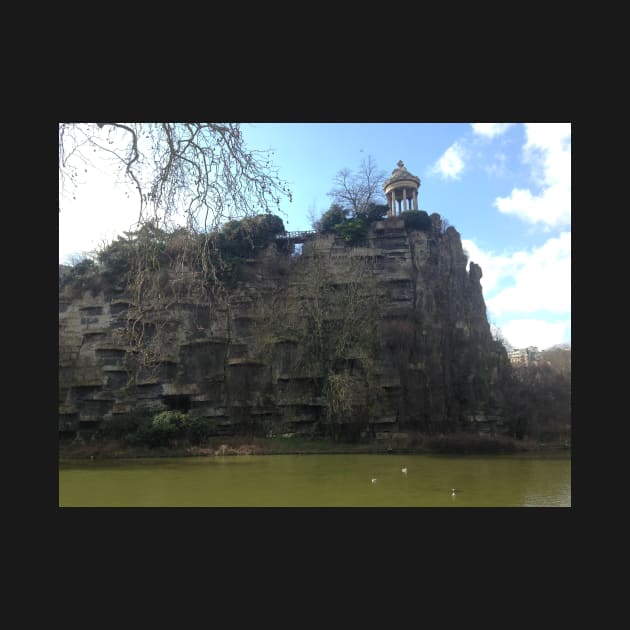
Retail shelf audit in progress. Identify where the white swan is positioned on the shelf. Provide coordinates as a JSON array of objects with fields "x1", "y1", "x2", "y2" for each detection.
[{"x1": 401, "y1": 467, "x2": 407, "y2": 474}]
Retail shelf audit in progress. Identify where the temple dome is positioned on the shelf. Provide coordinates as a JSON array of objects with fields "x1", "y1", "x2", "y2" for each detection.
[{"x1": 383, "y1": 160, "x2": 421, "y2": 189}]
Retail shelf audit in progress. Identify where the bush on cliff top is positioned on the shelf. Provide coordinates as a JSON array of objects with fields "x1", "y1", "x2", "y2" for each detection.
[{"x1": 401, "y1": 209, "x2": 432, "y2": 231}]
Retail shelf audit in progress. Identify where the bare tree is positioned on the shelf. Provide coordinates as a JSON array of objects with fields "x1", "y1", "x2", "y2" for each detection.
[
  {"x1": 327, "y1": 155, "x2": 386, "y2": 217},
  {"x1": 490, "y1": 323, "x2": 512, "y2": 351},
  {"x1": 59, "y1": 123, "x2": 293, "y2": 377},
  {"x1": 307, "y1": 201, "x2": 320, "y2": 231},
  {"x1": 59, "y1": 123, "x2": 291, "y2": 232},
  {"x1": 253, "y1": 241, "x2": 381, "y2": 438}
]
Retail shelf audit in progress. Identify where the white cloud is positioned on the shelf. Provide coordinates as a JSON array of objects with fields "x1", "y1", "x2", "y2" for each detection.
[
  {"x1": 470, "y1": 123, "x2": 515, "y2": 138},
  {"x1": 464, "y1": 231, "x2": 571, "y2": 316},
  {"x1": 462, "y1": 233, "x2": 571, "y2": 349},
  {"x1": 431, "y1": 142, "x2": 465, "y2": 180},
  {"x1": 499, "y1": 318, "x2": 571, "y2": 351},
  {"x1": 59, "y1": 126, "x2": 145, "y2": 264},
  {"x1": 494, "y1": 122, "x2": 571, "y2": 227},
  {"x1": 59, "y1": 172, "x2": 139, "y2": 264},
  {"x1": 461, "y1": 238, "x2": 530, "y2": 295}
]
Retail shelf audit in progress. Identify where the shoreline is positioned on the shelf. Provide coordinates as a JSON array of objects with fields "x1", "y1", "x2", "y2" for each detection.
[{"x1": 59, "y1": 433, "x2": 570, "y2": 461}]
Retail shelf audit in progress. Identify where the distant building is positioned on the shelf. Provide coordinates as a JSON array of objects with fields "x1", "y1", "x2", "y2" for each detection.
[{"x1": 508, "y1": 346, "x2": 542, "y2": 366}]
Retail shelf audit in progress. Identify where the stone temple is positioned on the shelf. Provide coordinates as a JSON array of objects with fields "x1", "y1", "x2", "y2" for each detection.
[{"x1": 383, "y1": 160, "x2": 421, "y2": 217}]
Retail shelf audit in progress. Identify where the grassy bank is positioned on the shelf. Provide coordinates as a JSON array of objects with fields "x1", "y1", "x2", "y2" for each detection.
[{"x1": 59, "y1": 431, "x2": 569, "y2": 460}]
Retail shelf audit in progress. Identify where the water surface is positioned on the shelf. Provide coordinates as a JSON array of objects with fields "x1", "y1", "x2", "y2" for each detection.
[{"x1": 59, "y1": 452, "x2": 570, "y2": 507}]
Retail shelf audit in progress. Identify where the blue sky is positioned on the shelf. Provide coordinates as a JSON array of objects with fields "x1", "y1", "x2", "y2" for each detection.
[{"x1": 59, "y1": 123, "x2": 571, "y2": 351}]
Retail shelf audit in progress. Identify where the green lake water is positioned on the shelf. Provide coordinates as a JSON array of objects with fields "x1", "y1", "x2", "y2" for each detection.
[{"x1": 59, "y1": 452, "x2": 571, "y2": 507}]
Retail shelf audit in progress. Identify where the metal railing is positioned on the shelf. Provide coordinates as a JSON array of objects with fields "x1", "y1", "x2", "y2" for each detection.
[{"x1": 275, "y1": 230, "x2": 317, "y2": 243}]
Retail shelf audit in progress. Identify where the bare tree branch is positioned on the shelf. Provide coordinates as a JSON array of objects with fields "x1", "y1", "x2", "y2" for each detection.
[
  {"x1": 327, "y1": 155, "x2": 386, "y2": 216},
  {"x1": 59, "y1": 122, "x2": 291, "y2": 230},
  {"x1": 59, "y1": 122, "x2": 293, "y2": 374}
]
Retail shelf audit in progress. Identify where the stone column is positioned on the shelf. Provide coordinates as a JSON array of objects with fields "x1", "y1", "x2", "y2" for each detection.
[
  {"x1": 391, "y1": 192, "x2": 396, "y2": 216},
  {"x1": 403, "y1": 188, "x2": 407, "y2": 211},
  {"x1": 413, "y1": 190, "x2": 418, "y2": 210}
]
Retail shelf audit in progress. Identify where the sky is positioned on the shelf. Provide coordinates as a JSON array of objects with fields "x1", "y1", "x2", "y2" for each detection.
[{"x1": 59, "y1": 123, "x2": 571, "y2": 351}]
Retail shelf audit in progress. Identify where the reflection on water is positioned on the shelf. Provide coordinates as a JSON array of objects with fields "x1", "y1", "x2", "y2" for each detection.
[{"x1": 59, "y1": 453, "x2": 571, "y2": 507}]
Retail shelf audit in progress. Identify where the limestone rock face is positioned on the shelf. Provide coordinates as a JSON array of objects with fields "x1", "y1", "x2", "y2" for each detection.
[{"x1": 59, "y1": 218, "x2": 511, "y2": 438}]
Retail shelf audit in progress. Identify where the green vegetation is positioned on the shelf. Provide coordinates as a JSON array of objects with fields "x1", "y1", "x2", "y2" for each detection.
[
  {"x1": 400, "y1": 209, "x2": 431, "y2": 231},
  {"x1": 333, "y1": 216, "x2": 368, "y2": 245},
  {"x1": 95, "y1": 407, "x2": 154, "y2": 441},
  {"x1": 362, "y1": 203, "x2": 388, "y2": 223},
  {"x1": 505, "y1": 356, "x2": 571, "y2": 442},
  {"x1": 96, "y1": 408, "x2": 224, "y2": 449},
  {"x1": 317, "y1": 204, "x2": 348, "y2": 233},
  {"x1": 314, "y1": 202, "x2": 389, "y2": 245},
  {"x1": 59, "y1": 258, "x2": 100, "y2": 297},
  {"x1": 217, "y1": 213, "x2": 285, "y2": 267},
  {"x1": 60, "y1": 213, "x2": 287, "y2": 297},
  {"x1": 419, "y1": 433, "x2": 525, "y2": 454},
  {"x1": 60, "y1": 429, "x2": 549, "y2": 460},
  {"x1": 314, "y1": 202, "x2": 433, "y2": 246},
  {"x1": 186, "y1": 416, "x2": 222, "y2": 445},
  {"x1": 141, "y1": 410, "x2": 188, "y2": 447}
]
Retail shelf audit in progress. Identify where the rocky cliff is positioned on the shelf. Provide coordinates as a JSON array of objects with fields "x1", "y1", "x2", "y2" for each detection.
[{"x1": 59, "y1": 215, "x2": 511, "y2": 440}]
